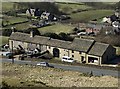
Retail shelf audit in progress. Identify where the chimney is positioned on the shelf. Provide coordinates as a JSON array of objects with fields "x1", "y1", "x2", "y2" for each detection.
[
  {"x1": 11, "y1": 27, "x2": 15, "y2": 34},
  {"x1": 30, "y1": 30, "x2": 34, "y2": 37}
]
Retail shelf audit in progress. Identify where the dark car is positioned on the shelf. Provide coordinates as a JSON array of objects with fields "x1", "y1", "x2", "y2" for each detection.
[{"x1": 6, "y1": 53, "x2": 13, "y2": 59}]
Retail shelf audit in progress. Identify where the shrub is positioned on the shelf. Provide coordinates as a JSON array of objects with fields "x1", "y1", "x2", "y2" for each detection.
[
  {"x1": 2, "y1": 29, "x2": 12, "y2": 36},
  {"x1": 59, "y1": 32, "x2": 73, "y2": 41},
  {"x1": 43, "y1": 32, "x2": 60, "y2": 39},
  {"x1": 23, "y1": 28, "x2": 41, "y2": 36}
]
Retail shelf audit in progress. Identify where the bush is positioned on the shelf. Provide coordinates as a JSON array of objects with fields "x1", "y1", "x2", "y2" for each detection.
[
  {"x1": 5, "y1": 11, "x2": 17, "y2": 17},
  {"x1": 43, "y1": 32, "x2": 73, "y2": 41},
  {"x1": 43, "y1": 32, "x2": 60, "y2": 39},
  {"x1": 2, "y1": 29, "x2": 12, "y2": 36},
  {"x1": 59, "y1": 32, "x2": 73, "y2": 41},
  {"x1": 23, "y1": 28, "x2": 41, "y2": 36}
]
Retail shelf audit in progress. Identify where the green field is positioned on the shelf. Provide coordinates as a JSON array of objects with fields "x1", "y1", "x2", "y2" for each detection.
[
  {"x1": 0, "y1": 36, "x2": 9, "y2": 46},
  {"x1": 2, "y1": 2, "x2": 15, "y2": 12},
  {"x1": 69, "y1": 10, "x2": 114, "y2": 22},
  {"x1": 3, "y1": 21, "x2": 31, "y2": 31},
  {"x1": 57, "y1": 3, "x2": 93, "y2": 14},
  {"x1": 38, "y1": 23, "x2": 74, "y2": 34},
  {"x1": 3, "y1": 16, "x2": 28, "y2": 26},
  {"x1": 3, "y1": 22, "x2": 74, "y2": 34}
]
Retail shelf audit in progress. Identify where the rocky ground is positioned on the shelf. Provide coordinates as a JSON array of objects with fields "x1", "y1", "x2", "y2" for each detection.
[{"x1": 1, "y1": 63, "x2": 119, "y2": 88}]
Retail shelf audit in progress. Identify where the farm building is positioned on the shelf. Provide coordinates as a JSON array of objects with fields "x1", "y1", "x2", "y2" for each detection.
[{"x1": 9, "y1": 32, "x2": 116, "y2": 65}]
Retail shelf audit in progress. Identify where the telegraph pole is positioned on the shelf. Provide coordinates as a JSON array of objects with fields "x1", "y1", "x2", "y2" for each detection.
[
  {"x1": 12, "y1": 41, "x2": 14, "y2": 64},
  {"x1": 11, "y1": 27, "x2": 15, "y2": 64}
]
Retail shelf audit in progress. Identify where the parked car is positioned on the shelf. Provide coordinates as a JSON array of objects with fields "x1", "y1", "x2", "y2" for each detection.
[
  {"x1": 61, "y1": 56, "x2": 74, "y2": 63},
  {"x1": 88, "y1": 32, "x2": 95, "y2": 36},
  {"x1": 77, "y1": 32, "x2": 87, "y2": 36},
  {"x1": 6, "y1": 53, "x2": 13, "y2": 59},
  {"x1": 36, "y1": 62, "x2": 54, "y2": 68}
]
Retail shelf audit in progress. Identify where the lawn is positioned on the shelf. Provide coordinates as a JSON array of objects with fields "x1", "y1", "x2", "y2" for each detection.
[
  {"x1": 2, "y1": 2, "x2": 15, "y2": 12},
  {"x1": 3, "y1": 16, "x2": 28, "y2": 26},
  {"x1": 57, "y1": 2, "x2": 93, "y2": 14},
  {"x1": 38, "y1": 23, "x2": 74, "y2": 34},
  {"x1": 3, "y1": 21, "x2": 32, "y2": 31},
  {"x1": 0, "y1": 36, "x2": 9, "y2": 46},
  {"x1": 69, "y1": 10, "x2": 114, "y2": 22}
]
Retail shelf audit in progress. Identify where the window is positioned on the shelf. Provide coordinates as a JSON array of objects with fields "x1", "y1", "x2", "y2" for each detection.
[
  {"x1": 72, "y1": 50, "x2": 74, "y2": 53},
  {"x1": 79, "y1": 51, "x2": 81, "y2": 54},
  {"x1": 72, "y1": 55, "x2": 74, "y2": 58}
]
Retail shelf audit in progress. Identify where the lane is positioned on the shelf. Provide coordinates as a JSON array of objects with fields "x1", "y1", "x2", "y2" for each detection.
[
  {"x1": 1, "y1": 58, "x2": 37, "y2": 65},
  {"x1": 52, "y1": 63, "x2": 118, "y2": 77},
  {"x1": 1, "y1": 58, "x2": 119, "y2": 77}
]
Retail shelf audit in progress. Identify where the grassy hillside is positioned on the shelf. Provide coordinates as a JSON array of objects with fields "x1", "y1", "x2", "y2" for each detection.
[
  {"x1": 2, "y1": 63, "x2": 118, "y2": 87},
  {"x1": 0, "y1": 36, "x2": 9, "y2": 46},
  {"x1": 3, "y1": 16, "x2": 28, "y2": 26},
  {"x1": 56, "y1": 3, "x2": 93, "y2": 14},
  {"x1": 69, "y1": 10, "x2": 114, "y2": 22},
  {"x1": 2, "y1": 2, "x2": 15, "y2": 12},
  {"x1": 38, "y1": 23, "x2": 74, "y2": 34}
]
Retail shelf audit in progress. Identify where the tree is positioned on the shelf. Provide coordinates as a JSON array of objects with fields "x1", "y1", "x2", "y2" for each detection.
[
  {"x1": 24, "y1": 28, "x2": 41, "y2": 36},
  {"x1": 43, "y1": 32, "x2": 73, "y2": 41},
  {"x1": 59, "y1": 32, "x2": 73, "y2": 41},
  {"x1": 2, "y1": 29, "x2": 12, "y2": 36},
  {"x1": 44, "y1": 32, "x2": 60, "y2": 39},
  {"x1": 59, "y1": 32, "x2": 68, "y2": 41}
]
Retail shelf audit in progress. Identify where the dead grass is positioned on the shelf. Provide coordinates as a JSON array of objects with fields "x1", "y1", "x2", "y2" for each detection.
[{"x1": 2, "y1": 63, "x2": 118, "y2": 87}]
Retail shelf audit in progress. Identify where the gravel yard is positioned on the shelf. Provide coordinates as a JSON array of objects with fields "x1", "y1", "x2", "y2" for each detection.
[{"x1": 1, "y1": 63, "x2": 119, "y2": 88}]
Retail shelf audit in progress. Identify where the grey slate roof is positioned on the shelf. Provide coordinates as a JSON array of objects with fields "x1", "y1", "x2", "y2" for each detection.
[
  {"x1": 10, "y1": 32, "x2": 110, "y2": 56},
  {"x1": 88, "y1": 42, "x2": 109, "y2": 56},
  {"x1": 87, "y1": 23, "x2": 103, "y2": 30},
  {"x1": 9, "y1": 32, "x2": 72, "y2": 49},
  {"x1": 71, "y1": 38, "x2": 95, "y2": 52}
]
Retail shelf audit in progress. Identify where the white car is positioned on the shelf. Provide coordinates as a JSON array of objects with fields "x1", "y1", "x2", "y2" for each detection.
[
  {"x1": 77, "y1": 32, "x2": 87, "y2": 35},
  {"x1": 61, "y1": 56, "x2": 74, "y2": 63},
  {"x1": 36, "y1": 62, "x2": 54, "y2": 68}
]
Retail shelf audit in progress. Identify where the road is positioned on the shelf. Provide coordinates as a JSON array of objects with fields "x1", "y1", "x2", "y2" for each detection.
[{"x1": 1, "y1": 58, "x2": 119, "y2": 77}]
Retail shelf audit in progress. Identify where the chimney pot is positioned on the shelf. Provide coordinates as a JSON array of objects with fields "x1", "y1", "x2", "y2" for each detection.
[{"x1": 30, "y1": 30, "x2": 34, "y2": 37}]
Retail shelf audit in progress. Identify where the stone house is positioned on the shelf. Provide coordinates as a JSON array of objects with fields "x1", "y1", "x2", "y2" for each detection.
[
  {"x1": 86, "y1": 24, "x2": 103, "y2": 35},
  {"x1": 9, "y1": 32, "x2": 116, "y2": 65},
  {"x1": 26, "y1": 8, "x2": 36, "y2": 17}
]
